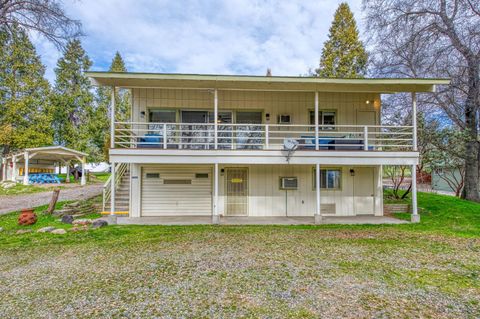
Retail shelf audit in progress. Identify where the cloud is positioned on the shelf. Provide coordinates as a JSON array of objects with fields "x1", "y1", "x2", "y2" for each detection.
[{"x1": 32, "y1": 0, "x2": 364, "y2": 81}]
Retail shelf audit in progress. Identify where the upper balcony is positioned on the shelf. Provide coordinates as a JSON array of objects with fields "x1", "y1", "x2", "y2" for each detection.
[{"x1": 114, "y1": 122, "x2": 414, "y2": 152}]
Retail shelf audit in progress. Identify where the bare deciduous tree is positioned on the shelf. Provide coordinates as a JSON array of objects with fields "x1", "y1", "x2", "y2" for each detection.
[
  {"x1": 363, "y1": 0, "x2": 480, "y2": 201},
  {"x1": 0, "y1": 0, "x2": 82, "y2": 47}
]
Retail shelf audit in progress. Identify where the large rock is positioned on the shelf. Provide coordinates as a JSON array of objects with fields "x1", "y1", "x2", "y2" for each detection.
[
  {"x1": 51, "y1": 229, "x2": 67, "y2": 235},
  {"x1": 72, "y1": 219, "x2": 93, "y2": 226},
  {"x1": 0, "y1": 227, "x2": 4, "y2": 232},
  {"x1": 2, "y1": 182, "x2": 16, "y2": 189},
  {"x1": 37, "y1": 226, "x2": 56, "y2": 233},
  {"x1": 61, "y1": 215, "x2": 74, "y2": 224},
  {"x1": 92, "y1": 219, "x2": 108, "y2": 229}
]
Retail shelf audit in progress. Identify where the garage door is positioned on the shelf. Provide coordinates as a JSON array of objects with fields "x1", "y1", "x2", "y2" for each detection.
[{"x1": 141, "y1": 165, "x2": 212, "y2": 216}]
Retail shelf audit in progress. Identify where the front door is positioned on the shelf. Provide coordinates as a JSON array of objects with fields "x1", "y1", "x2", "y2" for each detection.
[
  {"x1": 353, "y1": 167, "x2": 375, "y2": 215},
  {"x1": 225, "y1": 168, "x2": 248, "y2": 216}
]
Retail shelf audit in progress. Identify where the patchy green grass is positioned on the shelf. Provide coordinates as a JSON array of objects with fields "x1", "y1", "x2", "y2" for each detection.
[
  {"x1": 0, "y1": 192, "x2": 479, "y2": 318},
  {"x1": 0, "y1": 183, "x2": 63, "y2": 196},
  {"x1": 91, "y1": 172, "x2": 110, "y2": 183}
]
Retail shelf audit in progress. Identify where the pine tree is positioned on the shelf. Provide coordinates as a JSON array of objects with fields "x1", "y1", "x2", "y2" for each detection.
[
  {"x1": 315, "y1": 3, "x2": 368, "y2": 78},
  {"x1": 51, "y1": 39, "x2": 94, "y2": 156},
  {"x1": 0, "y1": 25, "x2": 53, "y2": 156}
]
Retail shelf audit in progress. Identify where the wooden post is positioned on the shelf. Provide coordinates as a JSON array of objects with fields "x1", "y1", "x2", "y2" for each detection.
[
  {"x1": 411, "y1": 164, "x2": 419, "y2": 222},
  {"x1": 46, "y1": 188, "x2": 61, "y2": 214},
  {"x1": 2, "y1": 158, "x2": 6, "y2": 182},
  {"x1": 212, "y1": 163, "x2": 219, "y2": 224},
  {"x1": 65, "y1": 161, "x2": 70, "y2": 183},
  {"x1": 110, "y1": 161, "x2": 116, "y2": 214}
]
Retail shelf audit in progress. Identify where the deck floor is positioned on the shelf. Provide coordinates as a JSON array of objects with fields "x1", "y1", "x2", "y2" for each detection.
[{"x1": 116, "y1": 215, "x2": 408, "y2": 226}]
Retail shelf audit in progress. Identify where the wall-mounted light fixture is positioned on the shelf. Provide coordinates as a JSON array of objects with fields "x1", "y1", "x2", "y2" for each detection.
[
  {"x1": 365, "y1": 100, "x2": 371, "y2": 104},
  {"x1": 140, "y1": 111, "x2": 146, "y2": 119},
  {"x1": 350, "y1": 169, "x2": 355, "y2": 176},
  {"x1": 265, "y1": 113, "x2": 270, "y2": 122},
  {"x1": 220, "y1": 168, "x2": 225, "y2": 176}
]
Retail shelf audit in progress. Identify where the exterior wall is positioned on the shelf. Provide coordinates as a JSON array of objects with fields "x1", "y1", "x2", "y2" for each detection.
[
  {"x1": 131, "y1": 88, "x2": 381, "y2": 126},
  {"x1": 129, "y1": 164, "x2": 383, "y2": 217}
]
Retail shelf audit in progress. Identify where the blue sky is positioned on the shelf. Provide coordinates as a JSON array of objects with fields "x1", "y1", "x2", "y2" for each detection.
[{"x1": 33, "y1": 0, "x2": 364, "y2": 82}]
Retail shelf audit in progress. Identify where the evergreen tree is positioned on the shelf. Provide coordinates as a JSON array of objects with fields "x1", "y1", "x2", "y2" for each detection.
[
  {"x1": 0, "y1": 25, "x2": 53, "y2": 156},
  {"x1": 51, "y1": 39, "x2": 94, "y2": 156},
  {"x1": 315, "y1": 3, "x2": 368, "y2": 78},
  {"x1": 91, "y1": 51, "x2": 130, "y2": 160}
]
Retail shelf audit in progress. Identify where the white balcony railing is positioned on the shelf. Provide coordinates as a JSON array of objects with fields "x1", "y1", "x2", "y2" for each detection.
[{"x1": 114, "y1": 122, "x2": 415, "y2": 152}]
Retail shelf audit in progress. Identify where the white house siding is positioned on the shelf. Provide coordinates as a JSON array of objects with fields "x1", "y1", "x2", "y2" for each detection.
[
  {"x1": 131, "y1": 89, "x2": 381, "y2": 126},
  {"x1": 131, "y1": 164, "x2": 383, "y2": 217}
]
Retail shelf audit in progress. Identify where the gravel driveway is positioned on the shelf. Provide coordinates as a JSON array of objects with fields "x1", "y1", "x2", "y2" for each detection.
[{"x1": 0, "y1": 184, "x2": 103, "y2": 215}]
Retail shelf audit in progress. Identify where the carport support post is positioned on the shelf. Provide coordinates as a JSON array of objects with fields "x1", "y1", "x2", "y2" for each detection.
[
  {"x1": 411, "y1": 165, "x2": 420, "y2": 223},
  {"x1": 11, "y1": 155, "x2": 16, "y2": 182},
  {"x1": 23, "y1": 151, "x2": 29, "y2": 185},
  {"x1": 2, "y1": 158, "x2": 6, "y2": 182},
  {"x1": 65, "y1": 161, "x2": 70, "y2": 183},
  {"x1": 80, "y1": 156, "x2": 86, "y2": 186},
  {"x1": 212, "y1": 163, "x2": 220, "y2": 224},
  {"x1": 315, "y1": 163, "x2": 322, "y2": 224}
]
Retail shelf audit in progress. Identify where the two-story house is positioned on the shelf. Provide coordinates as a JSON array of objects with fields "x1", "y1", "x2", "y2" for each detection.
[{"x1": 87, "y1": 72, "x2": 448, "y2": 224}]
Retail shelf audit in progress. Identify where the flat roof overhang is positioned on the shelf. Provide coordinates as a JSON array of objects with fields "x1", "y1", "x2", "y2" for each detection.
[
  {"x1": 86, "y1": 72, "x2": 450, "y2": 93},
  {"x1": 109, "y1": 149, "x2": 419, "y2": 166}
]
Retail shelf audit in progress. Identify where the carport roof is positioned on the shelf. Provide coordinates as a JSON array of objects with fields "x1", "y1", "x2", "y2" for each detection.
[{"x1": 5, "y1": 146, "x2": 87, "y2": 162}]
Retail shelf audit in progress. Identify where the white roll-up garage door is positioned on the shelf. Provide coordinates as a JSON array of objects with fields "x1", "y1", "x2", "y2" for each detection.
[{"x1": 141, "y1": 165, "x2": 212, "y2": 216}]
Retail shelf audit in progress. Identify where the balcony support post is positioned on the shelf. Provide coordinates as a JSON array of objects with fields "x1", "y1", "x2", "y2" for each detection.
[
  {"x1": 212, "y1": 163, "x2": 220, "y2": 224},
  {"x1": 163, "y1": 124, "x2": 167, "y2": 149},
  {"x1": 110, "y1": 86, "x2": 116, "y2": 149},
  {"x1": 214, "y1": 89, "x2": 218, "y2": 150},
  {"x1": 265, "y1": 124, "x2": 269, "y2": 149},
  {"x1": 315, "y1": 163, "x2": 322, "y2": 224},
  {"x1": 110, "y1": 161, "x2": 116, "y2": 215},
  {"x1": 314, "y1": 91, "x2": 319, "y2": 150},
  {"x1": 412, "y1": 92, "x2": 417, "y2": 151},
  {"x1": 363, "y1": 126, "x2": 369, "y2": 151},
  {"x1": 411, "y1": 164, "x2": 420, "y2": 223}
]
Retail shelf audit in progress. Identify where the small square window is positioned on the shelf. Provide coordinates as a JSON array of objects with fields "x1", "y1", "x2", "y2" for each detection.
[
  {"x1": 313, "y1": 168, "x2": 341, "y2": 190},
  {"x1": 145, "y1": 173, "x2": 160, "y2": 178},
  {"x1": 195, "y1": 173, "x2": 209, "y2": 179}
]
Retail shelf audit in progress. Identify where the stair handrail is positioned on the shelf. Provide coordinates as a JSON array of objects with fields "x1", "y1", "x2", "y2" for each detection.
[{"x1": 102, "y1": 163, "x2": 128, "y2": 212}]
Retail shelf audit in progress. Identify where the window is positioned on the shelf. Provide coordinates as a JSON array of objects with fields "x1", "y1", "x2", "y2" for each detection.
[
  {"x1": 145, "y1": 173, "x2": 160, "y2": 179},
  {"x1": 149, "y1": 110, "x2": 176, "y2": 123},
  {"x1": 309, "y1": 110, "x2": 336, "y2": 130},
  {"x1": 236, "y1": 111, "x2": 262, "y2": 124},
  {"x1": 313, "y1": 168, "x2": 341, "y2": 189},
  {"x1": 195, "y1": 173, "x2": 209, "y2": 179}
]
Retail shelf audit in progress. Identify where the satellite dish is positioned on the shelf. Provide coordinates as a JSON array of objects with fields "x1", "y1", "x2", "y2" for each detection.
[
  {"x1": 283, "y1": 138, "x2": 299, "y2": 163},
  {"x1": 283, "y1": 138, "x2": 299, "y2": 151}
]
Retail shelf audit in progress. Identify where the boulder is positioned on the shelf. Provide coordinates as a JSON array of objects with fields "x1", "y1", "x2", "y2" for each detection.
[
  {"x1": 37, "y1": 226, "x2": 56, "y2": 233},
  {"x1": 72, "y1": 219, "x2": 93, "y2": 226},
  {"x1": 92, "y1": 219, "x2": 108, "y2": 229},
  {"x1": 2, "y1": 182, "x2": 16, "y2": 189},
  {"x1": 51, "y1": 229, "x2": 67, "y2": 235},
  {"x1": 61, "y1": 215, "x2": 74, "y2": 224},
  {"x1": 70, "y1": 225, "x2": 89, "y2": 232},
  {"x1": 16, "y1": 229, "x2": 32, "y2": 235},
  {"x1": 0, "y1": 227, "x2": 4, "y2": 232}
]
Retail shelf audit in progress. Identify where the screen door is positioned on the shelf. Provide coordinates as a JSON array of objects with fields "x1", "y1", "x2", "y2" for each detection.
[{"x1": 225, "y1": 168, "x2": 248, "y2": 216}]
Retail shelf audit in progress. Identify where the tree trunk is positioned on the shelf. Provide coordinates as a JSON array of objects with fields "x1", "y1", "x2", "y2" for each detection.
[
  {"x1": 46, "y1": 188, "x2": 61, "y2": 214},
  {"x1": 463, "y1": 60, "x2": 480, "y2": 202}
]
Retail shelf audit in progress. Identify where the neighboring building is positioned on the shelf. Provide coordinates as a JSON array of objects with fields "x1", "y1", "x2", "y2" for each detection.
[{"x1": 87, "y1": 72, "x2": 448, "y2": 223}]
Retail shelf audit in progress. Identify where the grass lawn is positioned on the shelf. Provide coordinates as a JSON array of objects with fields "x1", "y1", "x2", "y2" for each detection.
[{"x1": 0, "y1": 192, "x2": 479, "y2": 318}]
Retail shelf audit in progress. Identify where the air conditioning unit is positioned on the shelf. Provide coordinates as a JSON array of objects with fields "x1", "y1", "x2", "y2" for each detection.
[
  {"x1": 278, "y1": 114, "x2": 292, "y2": 124},
  {"x1": 280, "y1": 177, "x2": 298, "y2": 190}
]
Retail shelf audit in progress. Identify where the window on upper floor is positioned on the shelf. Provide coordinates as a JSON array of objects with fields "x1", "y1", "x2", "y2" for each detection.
[
  {"x1": 149, "y1": 110, "x2": 176, "y2": 123},
  {"x1": 309, "y1": 110, "x2": 336, "y2": 130}
]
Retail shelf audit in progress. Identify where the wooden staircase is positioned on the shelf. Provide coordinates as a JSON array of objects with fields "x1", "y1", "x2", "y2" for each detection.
[{"x1": 103, "y1": 163, "x2": 130, "y2": 214}]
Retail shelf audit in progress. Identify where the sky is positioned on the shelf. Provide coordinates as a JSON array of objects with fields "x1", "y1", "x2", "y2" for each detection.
[{"x1": 32, "y1": 0, "x2": 364, "y2": 82}]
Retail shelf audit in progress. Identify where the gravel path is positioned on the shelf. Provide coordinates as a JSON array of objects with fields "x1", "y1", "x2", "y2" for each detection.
[{"x1": 0, "y1": 184, "x2": 103, "y2": 215}]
